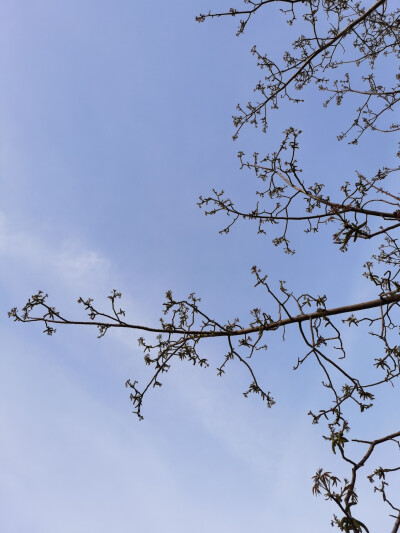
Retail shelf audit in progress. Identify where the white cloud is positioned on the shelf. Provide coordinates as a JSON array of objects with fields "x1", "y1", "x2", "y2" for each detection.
[{"x1": 0, "y1": 211, "x2": 111, "y2": 294}]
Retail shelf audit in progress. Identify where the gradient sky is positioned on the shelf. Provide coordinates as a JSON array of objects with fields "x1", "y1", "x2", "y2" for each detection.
[{"x1": 1, "y1": 1, "x2": 399, "y2": 531}]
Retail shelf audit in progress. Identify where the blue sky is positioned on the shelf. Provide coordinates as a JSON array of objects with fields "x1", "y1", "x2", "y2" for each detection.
[{"x1": 1, "y1": 1, "x2": 399, "y2": 531}]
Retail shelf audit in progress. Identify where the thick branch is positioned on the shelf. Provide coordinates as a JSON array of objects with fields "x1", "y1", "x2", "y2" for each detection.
[{"x1": 15, "y1": 291, "x2": 400, "y2": 338}]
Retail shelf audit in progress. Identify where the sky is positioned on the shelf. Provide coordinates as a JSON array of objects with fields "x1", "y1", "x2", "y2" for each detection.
[{"x1": 1, "y1": 1, "x2": 399, "y2": 532}]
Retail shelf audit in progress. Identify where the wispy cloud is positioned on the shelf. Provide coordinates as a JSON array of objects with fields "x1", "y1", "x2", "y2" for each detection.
[{"x1": 0, "y1": 211, "x2": 111, "y2": 295}]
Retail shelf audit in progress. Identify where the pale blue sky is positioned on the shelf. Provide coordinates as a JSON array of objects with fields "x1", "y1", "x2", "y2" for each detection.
[{"x1": 1, "y1": 1, "x2": 399, "y2": 531}]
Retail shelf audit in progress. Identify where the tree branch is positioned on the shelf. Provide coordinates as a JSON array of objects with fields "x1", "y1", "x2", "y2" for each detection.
[{"x1": 11, "y1": 291, "x2": 400, "y2": 339}]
